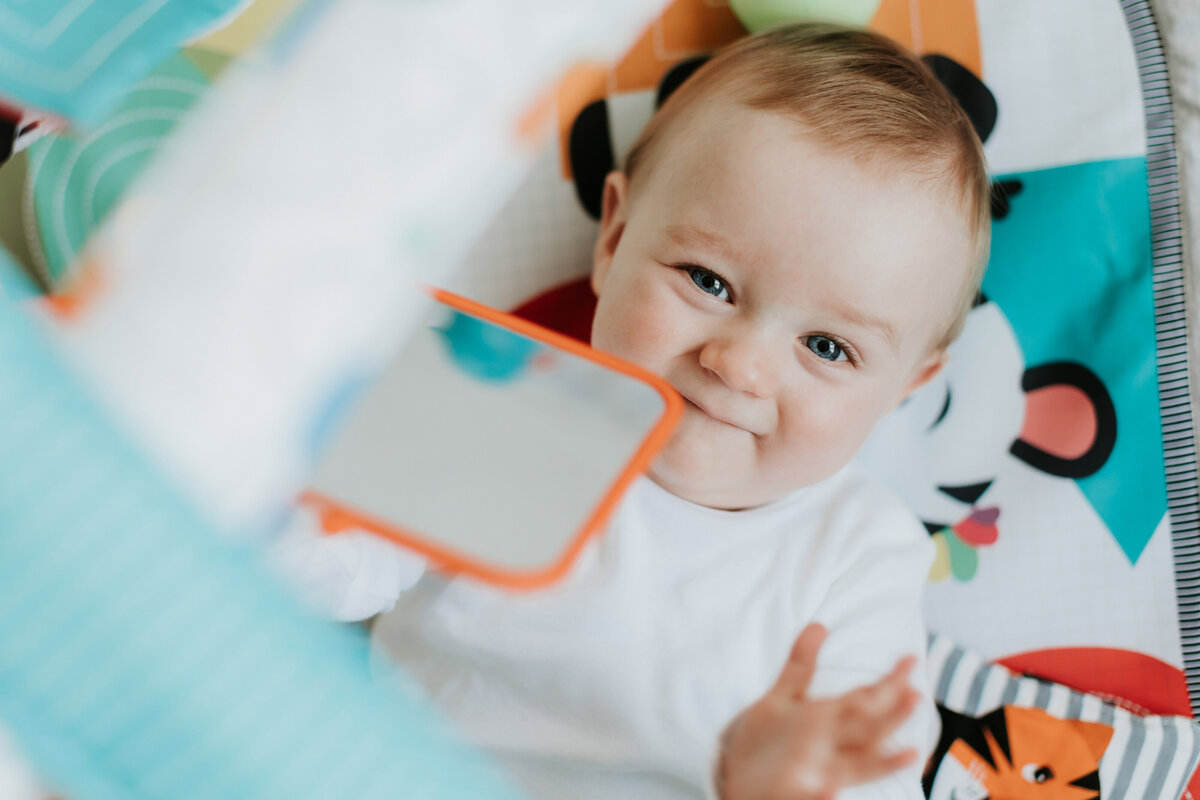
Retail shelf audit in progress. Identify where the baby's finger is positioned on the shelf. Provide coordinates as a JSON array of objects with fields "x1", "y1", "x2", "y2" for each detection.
[
  {"x1": 870, "y1": 687, "x2": 921, "y2": 740},
  {"x1": 862, "y1": 654, "x2": 916, "y2": 695},
  {"x1": 887, "y1": 655, "x2": 917, "y2": 684},
  {"x1": 837, "y1": 678, "x2": 921, "y2": 744},
  {"x1": 861, "y1": 655, "x2": 918, "y2": 713},
  {"x1": 769, "y1": 623, "x2": 827, "y2": 701}
]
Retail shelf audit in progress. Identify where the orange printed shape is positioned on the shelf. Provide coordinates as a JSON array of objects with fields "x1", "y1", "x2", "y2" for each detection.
[
  {"x1": 1003, "y1": 710, "x2": 1113, "y2": 779},
  {"x1": 870, "y1": 0, "x2": 981, "y2": 78},
  {"x1": 517, "y1": 81, "x2": 558, "y2": 149},
  {"x1": 534, "y1": 62, "x2": 610, "y2": 156},
  {"x1": 948, "y1": 707, "x2": 1112, "y2": 800},
  {"x1": 1063, "y1": 718, "x2": 1118, "y2": 763},
  {"x1": 556, "y1": 0, "x2": 984, "y2": 179},
  {"x1": 41, "y1": 254, "x2": 108, "y2": 320},
  {"x1": 555, "y1": 62, "x2": 613, "y2": 177},
  {"x1": 613, "y1": 0, "x2": 746, "y2": 92},
  {"x1": 317, "y1": 508, "x2": 360, "y2": 534},
  {"x1": 556, "y1": 0, "x2": 746, "y2": 177},
  {"x1": 305, "y1": 287, "x2": 683, "y2": 592}
]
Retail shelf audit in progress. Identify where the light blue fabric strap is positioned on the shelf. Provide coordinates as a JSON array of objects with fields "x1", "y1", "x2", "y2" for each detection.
[
  {"x1": 0, "y1": 248, "x2": 38, "y2": 300},
  {"x1": 0, "y1": 0, "x2": 241, "y2": 123},
  {"x1": 0, "y1": 260, "x2": 523, "y2": 799}
]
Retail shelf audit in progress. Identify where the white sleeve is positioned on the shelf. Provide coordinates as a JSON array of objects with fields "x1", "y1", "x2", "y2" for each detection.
[
  {"x1": 0, "y1": 724, "x2": 45, "y2": 800},
  {"x1": 267, "y1": 506, "x2": 427, "y2": 621},
  {"x1": 804, "y1": 513, "x2": 938, "y2": 800}
]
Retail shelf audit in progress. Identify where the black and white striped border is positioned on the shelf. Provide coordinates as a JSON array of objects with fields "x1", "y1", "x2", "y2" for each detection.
[
  {"x1": 1116, "y1": 0, "x2": 1200, "y2": 716},
  {"x1": 928, "y1": 634, "x2": 1200, "y2": 800}
]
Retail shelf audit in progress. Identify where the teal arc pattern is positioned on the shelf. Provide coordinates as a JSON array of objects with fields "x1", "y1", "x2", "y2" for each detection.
[{"x1": 26, "y1": 50, "x2": 210, "y2": 288}]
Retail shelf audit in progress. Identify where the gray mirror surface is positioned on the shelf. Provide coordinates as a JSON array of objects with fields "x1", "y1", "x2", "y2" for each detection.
[{"x1": 307, "y1": 299, "x2": 672, "y2": 576}]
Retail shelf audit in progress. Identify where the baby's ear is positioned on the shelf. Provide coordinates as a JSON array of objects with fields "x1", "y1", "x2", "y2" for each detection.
[
  {"x1": 591, "y1": 171, "x2": 629, "y2": 295},
  {"x1": 900, "y1": 349, "x2": 948, "y2": 402}
]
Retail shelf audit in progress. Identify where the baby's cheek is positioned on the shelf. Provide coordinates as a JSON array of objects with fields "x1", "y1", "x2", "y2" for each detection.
[
  {"x1": 593, "y1": 318, "x2": 655, "y2": 369},
  {"x1": 592, "y1": 301, "x2": 677, "y2": 372},
  {"x1": 778, "y1": 393, "x2": 875, "y2": 468}
]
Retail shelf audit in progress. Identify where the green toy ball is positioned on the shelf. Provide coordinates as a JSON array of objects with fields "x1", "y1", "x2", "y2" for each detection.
[{"x1": 730, "y1": 0, "x2": 882, "y2": 32}]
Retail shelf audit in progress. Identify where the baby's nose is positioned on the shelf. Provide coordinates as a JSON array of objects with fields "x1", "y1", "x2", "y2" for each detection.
[{"x1": 698, "y1": 332, "x2": 779, "y2": 399}]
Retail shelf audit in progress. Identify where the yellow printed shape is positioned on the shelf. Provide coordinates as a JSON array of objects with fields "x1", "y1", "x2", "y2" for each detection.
[{"x1": 193, "y1": 0, "x2": 304, "y2": 57}]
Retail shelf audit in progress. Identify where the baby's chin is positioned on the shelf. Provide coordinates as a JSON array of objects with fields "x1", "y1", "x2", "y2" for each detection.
[
  {"x1": 645, "y1": 433, "x2": 843, "y2": 510},
  {"x1": 645, "y1": 461, "x2": 789, "y2": 512}
]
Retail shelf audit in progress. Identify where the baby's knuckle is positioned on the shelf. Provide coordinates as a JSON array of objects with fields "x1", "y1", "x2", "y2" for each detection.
[
  {"x1": 857, "y1": 687, "x2": 891, "y2": 715},
  {"x1": 844, "y1": 692, "x2": 873, "y2": 716}
]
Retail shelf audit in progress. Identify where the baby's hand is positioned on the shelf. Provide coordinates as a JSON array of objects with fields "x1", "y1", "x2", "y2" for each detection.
[{"x1": 717, "y1": 624, "x2": 920, "y2": 800}]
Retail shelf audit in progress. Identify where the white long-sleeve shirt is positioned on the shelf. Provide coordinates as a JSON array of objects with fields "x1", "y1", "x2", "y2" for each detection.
[{"x1": 349, "y1": 463, "x2": 937, "y2": 800}]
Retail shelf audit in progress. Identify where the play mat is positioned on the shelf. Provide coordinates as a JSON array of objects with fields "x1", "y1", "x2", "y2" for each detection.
[{"x1": 1, "y1": 0, "x2": 1199, "y2": 798}]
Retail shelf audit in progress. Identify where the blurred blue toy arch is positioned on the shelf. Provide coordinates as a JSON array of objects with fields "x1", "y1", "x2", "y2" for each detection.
[
  {"x1": 2, "y1": 0, "x2": 1200, "y2": 798},
  {"x1": 0, "y1": 0, "x2": 663, "y2": 797}
]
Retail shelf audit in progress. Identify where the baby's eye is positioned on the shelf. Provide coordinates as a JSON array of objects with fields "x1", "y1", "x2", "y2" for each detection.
[
  {"x1": 687, "y1": 267, "x2": 731, "y2": 302},
  {"x1": 805, "y1": 335, "x2": 847, "y2": 363}
]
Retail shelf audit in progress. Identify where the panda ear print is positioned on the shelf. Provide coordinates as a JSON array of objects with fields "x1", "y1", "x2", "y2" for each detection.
[
  {"x1": 656, "y1": 55, "x2": 711, "y2": 108},
  {"x1": 568, "y1": 99, "x2": 615, "y2": 221},
  {"x1": 568, "y1": 54, "x2": 714, "y2": 220},
  {"x1": 1011, "y1": 362, "x2": 1117, "y2": 479},
  {"x1": 922, "y1": 54, "x2": 998, "y2": 144}
]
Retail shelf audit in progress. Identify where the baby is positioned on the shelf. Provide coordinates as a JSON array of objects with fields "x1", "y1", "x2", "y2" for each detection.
[{"x1": 279, "y1": 21, "x2": 990, "y2": 800}]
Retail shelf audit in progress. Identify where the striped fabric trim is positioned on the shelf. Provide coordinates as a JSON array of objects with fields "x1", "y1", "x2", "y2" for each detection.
[
  {"x1": 1115, "y1": 0, "x2": 1200, "y2": 716},
  {"x1": 928, "y1": 634, "x2": 1200, "y2": 800}
]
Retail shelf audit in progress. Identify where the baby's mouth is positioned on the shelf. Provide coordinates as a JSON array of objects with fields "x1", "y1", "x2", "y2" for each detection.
[{"x1": 683, "y1": 395, "x2": 752, "y2": 434}]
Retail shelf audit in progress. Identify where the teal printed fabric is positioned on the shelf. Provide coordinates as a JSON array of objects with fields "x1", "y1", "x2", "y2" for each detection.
[
  {"x1": 984, "y1": 158, "x2": 1163, "y2": 564},
  {"x1": 0, "y1": 296, "x2": 524, "y2": 799},
  {"x1": 0, "y1": 0, "x2": 239, "y2": 123},
  {"x1": 27, "y1": 50, "x2": 210, "y2": 286},
  {"x1": 860, "y1": 158, "x2": 1162, "y2": 583},
  {"x1": 846, "y1": 1, "x2": 1193, "y2": 722}
]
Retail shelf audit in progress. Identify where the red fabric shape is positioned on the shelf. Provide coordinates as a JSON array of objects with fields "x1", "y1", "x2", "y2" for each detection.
[
  {"x1": 953, "y1": 515, "x2": 998, "y2": 546},
  {"x1": 996, "y1": 647, "x2": 1192, "y2": 718},
  {"x1": 509, "y1": 276, "x2": 597, "y2": 345}
]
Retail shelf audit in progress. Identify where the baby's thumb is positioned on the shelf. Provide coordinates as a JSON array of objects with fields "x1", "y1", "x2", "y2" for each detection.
[{"x1": 770, "y1": 622, "x2": 827, "y2": 701}]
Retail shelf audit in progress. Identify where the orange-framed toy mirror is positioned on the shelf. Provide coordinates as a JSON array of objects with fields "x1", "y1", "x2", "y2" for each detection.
[{"x1": 301, "y1": 288, "x2": 682, "y2": 590}]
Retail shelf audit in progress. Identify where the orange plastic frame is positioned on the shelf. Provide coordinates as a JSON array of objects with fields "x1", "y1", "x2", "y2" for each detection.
[{"x1": 301, "y1": 287, "x2": 684, "y2": 591}]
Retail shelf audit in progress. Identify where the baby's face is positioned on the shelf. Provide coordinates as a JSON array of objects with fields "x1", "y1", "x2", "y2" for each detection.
[{"x1": 590, "y1": 101, "x2": 972, "y2": 509}]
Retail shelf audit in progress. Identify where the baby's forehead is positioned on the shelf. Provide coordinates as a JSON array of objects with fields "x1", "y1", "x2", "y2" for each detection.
[
  {"x1": 642, "y1": 100, "x2": 944, "y2": 206},
  {"x1": 642, "y1": 112, "x2": 973, "y2": 335},
  {"x1": 629, "y1": 101, "x2": 797, "y2": 202}
]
